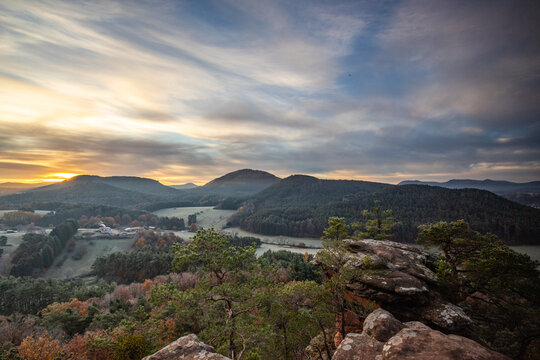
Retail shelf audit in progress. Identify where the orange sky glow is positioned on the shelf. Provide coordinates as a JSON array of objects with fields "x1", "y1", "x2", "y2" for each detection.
[{"x1": 1, "y1": 1, "x2": 538, "y2": 186}]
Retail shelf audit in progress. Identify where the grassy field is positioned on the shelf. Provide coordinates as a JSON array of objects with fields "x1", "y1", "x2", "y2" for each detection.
[
  {"x1": 153, "y1": 206, "x2": 236, "y2": 229},
  {"x1": 43, "y1": 228, "x2": 135, "y2": 279},
  {"x1": 0, "y1": 228, "x2": 135, "y2": 279},
  {"x1": 222, "y1": 227, "x2": 322, "y2": 247},
  {"x1": 0, "y1": 231, "x2": 33, "y2": 274}
]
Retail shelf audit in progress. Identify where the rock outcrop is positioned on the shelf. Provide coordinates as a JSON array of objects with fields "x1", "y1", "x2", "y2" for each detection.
[
  {"x1": 332, "y1": 309, "x2": 509, "y2": 360},
  {"x1": 313, "y1": 239, "x2": 472, "y2": 332},
  {"x1": 142, "y1": 334, "x2": 231, "y2": 360},
  {"x1": 362, "y1": 309, "x2": 404, "y2": 342}
]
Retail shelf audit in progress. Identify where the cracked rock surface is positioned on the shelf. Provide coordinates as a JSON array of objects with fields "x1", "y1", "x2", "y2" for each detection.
[
  {"x1": 142, "y1": 334, "x2": 231, "y2": 360},
  {"x1": 313, "y1": 239, "x2": 471, "y2": 332},
  {"x1": 332, "y1": 309, "x2": 509, "y2": 360}
]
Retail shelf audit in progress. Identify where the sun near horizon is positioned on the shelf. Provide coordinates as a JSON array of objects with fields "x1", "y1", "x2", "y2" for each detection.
[{"x1": 41, "y1": 173, "x2": 79, "y2": 183}]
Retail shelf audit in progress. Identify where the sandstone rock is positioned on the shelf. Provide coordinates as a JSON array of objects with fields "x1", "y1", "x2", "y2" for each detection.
[
  {"x1": 142, "y1": 334, "x2": 230, "y2": 360},
  {"x1": 362, "y1": 309, "x2": 404, "y2": 342},
  {"x1": 331, "y1": 309, "x2": 510, "y2": 360},
  {"x1": 420, "y1": 301, "x2": 472, "y2": 332},
  {"x1": 402, "y1": 321, "x2": 431, "y2": 331},
  {"x1": 335, "y1": 309, "x2": 365, "y2": 334},
  {"x1": 313, "y1": 239, "x2": 471, "y2": 332},
  {"x1": 332, "y1": 333, "x2": 383, "y2": 360},
  {"x1": 347, "y1": 239, "x2": 437, "y2": 283},
  {"x1": 382, "y1": 327, "x2": 510, "y2": 360},
  {"x1": 305, "y1": 332, "x2": 336, "y2": 360}
]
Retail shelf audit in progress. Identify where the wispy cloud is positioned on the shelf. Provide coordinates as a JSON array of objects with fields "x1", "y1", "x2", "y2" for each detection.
[{"x1": 0, "y1": 0, "x2": 538, "y2": 184}]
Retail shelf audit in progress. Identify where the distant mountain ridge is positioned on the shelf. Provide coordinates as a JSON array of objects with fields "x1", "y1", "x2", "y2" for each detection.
[
  {"x1": 398, "y1": 179, "x2": 540, "y2": 195},
  {"x1": 1, "y1": 171, "x2": 539, "y2": 244},
  {"x1": 0, "y1": 170, "x2": 280, "y2": 208},
  {"x1": 399, "y1": 179, "x2": 540, "y2": 208},
  {"x1": 170, "y1": 183, "x2": 199, "y2": 190},
  {"x1": 0, "y1": 182, "x2": 43, "y2": 196}
]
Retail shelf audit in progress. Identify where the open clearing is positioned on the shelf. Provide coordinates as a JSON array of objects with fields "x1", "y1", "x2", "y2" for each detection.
[
  {"x1": 153, "y1": 206, "x2": 236, "y2": 229},
  {"x1": 43, "y1": 228, "x2": 135, "y2": 279},
  {"x1": 0, "y1": 228, "x2": 135, "y2": 279},
  {"x1": 0, "y1": 231, "x2": 34, "y2": 274}
]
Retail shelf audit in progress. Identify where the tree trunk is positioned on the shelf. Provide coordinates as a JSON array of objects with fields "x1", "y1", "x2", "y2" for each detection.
[{"x1": 318, "y1": 319, "x2": 332, "y2": 360}]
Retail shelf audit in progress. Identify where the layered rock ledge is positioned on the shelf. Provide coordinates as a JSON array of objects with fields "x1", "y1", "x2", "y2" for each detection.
[
  {"x1": 332, "y1": 309, "x2": 509, "y2": 360},
  {"x1": 313, "y1": 239, "x2": 472, "y2": 332}
]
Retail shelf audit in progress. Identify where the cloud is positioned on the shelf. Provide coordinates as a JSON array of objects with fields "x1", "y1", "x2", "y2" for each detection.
[
  {"x1": 379, "y1": 0, "x2": 540, "y2": 125},
  {"x1": 0, "y1": 0, "x2": 538, "y2": 184}
]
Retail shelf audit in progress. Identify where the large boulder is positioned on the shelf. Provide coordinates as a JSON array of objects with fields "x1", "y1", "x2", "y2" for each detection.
[
  {"x1": 362, "y1": 308, "x2": 404, "y2": 342},
  {"x1": 313, "y1": 239, "x2": 471, "y2": 332},
  {"x1": 142, "y1": 334, "x2": 230, "y2": 360},
  {"x1": 332, "y1": 333, "x2": 383, "y2": 360},
  {"x1": 332, "y1": 309, "x2": 510, "y2": 360},
  {"x1": 382, "y1": 327, "x2": 509, "y2": 360}
]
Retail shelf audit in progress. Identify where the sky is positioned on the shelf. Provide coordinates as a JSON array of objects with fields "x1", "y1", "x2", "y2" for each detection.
[{"x1": 0, "y1": 0, "x2": 539, "y2": 185}]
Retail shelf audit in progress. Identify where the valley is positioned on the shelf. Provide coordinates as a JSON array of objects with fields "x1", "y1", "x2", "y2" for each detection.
[{"x1": 0, "y1": 169, "x2": 538, "y2": 360}]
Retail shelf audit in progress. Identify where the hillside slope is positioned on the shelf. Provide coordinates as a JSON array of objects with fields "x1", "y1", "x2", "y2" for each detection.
[
  {"x1": 0, "y1": 175, "x2": 184, "y2": 208},
  {"x1": 250, "y1": 175, "x2": 391, "y2": 207},
  {"x1": 230, "y1": 181, "x2": 540, "y2": 244},
  {"x1": 199, "y1": 169, "x2": 280, "y2": 196},
  {"x1": 0, "y1": 182, "x2": 43, "y2": 196}
]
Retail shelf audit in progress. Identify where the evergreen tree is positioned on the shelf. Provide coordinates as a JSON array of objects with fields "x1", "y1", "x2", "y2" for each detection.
[
  {"x1": 173, "y1": 228, "x2": 271, "y2": 360},
  {"x1": 352, "y1": 200, "x2": 399, "y2": 240}
]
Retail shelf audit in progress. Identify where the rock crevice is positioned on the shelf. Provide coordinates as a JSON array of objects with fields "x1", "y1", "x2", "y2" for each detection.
[
  {"x1": 313, "y1": 239, "x2": 471, "y2": 332},
  {"x1": 332, "y1": 309, "x2": 509, "y2": 360}
]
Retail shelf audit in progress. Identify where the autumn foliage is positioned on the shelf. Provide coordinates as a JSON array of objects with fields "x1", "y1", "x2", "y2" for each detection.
[{"x1": 18, "y1": 332, "x2": 63, "y2": 360}]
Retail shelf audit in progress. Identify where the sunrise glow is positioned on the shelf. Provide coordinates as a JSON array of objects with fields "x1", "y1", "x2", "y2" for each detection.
[
  {"x1": 42, "y1": 173, "x2": 79, "y2": 182},
  {"x1": 0, "y1": 0, "x2": 538, "y2": 185}
]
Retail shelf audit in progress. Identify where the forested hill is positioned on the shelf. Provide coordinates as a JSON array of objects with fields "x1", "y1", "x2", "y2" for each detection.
[
  {"x1": 0, "y1": 176, "x2": 184, "y2": 209},
  {"x1": 0, "y1": 182, "x2": 43, "y2": 196},
  {"x1": 76, "y1": 175, "x2": 182, "y2": 197},
  {"x1": 200, "y1": 169, "x2": 280, "y2": 196},
  {"x1": 0, "y1": 170, "x2": 281, "y2": 209},
  {"x1": 230, "y1": 183, "x2": 540, "y2": 244},
  {"x1": 250, "y1": 175, "x2": 391, "y2": 207}
]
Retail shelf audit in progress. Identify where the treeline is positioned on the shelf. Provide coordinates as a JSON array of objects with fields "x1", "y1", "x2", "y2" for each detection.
[
  {"x1": 1, "y1": 210, "x2": 41, "y2": 227},
  {"x1": 228, "y1": 235, "x2": 261, "y2": 247},
  {"x1": 158, "y1": 216, "x2": 185, "y2": 230},
  {"x1": 140, "y1": 201, "x2": 196, "y2": 212},
  {"x1": 259, "y1": 249, "x2": 321, "y2": 282},
  {"x1": 92, "y1": 233, "x2": 259, "y2": 284},
  {"x1": 10, "y1": 219, "x2": 78, "y2": 276},
  {"x1": 35, "y1": 204, "x2": 147, "y2": 227},
  {"x1": 134, "y1": 230, "x2": 183, "y2": 248},
  {"x1": 0, "y1": 277, "x2": 114, "y2": 315},
  {"x1": 215, "y1": 196, "x2": 248, "y2": 210},
  {"x1": 92, "y1": 248, "x2": 174, "y2": 284},
  {"x1": 140, "y1": 193, "x2": 224, "y2": 211},
  {"x1": 95, "y1": 229, "x2": 183, "y2": 284},
  {"x1": 232, "y1": 185, "x2": 540, "y2": 244}
]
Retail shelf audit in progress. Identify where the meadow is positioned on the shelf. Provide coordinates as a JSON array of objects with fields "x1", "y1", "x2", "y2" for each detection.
[
  {"x1": 152, "y1": 206, "x2": 236, "y2": 229},
  {"x1": 43, "y1": 228, "x2": 135, "y2": 279}
]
